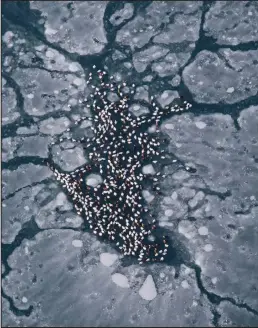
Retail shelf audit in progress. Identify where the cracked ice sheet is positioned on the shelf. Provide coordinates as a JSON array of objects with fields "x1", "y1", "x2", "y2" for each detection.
[
  {"x1": 218, "y1": 302, "x2": 258, "y2": 327},
  {"x1": 34, "y1": 46, "x2": 83, "y2": 73},
  {"x1": 116, "y1": 1, "x2": 202, "y2": 50},
  {"x1": 204, "y1": 1, "x2": 258, "y2": 46},
  {"x1": 182, "y1": 49, "x2": 258, "y2": 104},
  {"x1": 16, "y1": 136, "x2": 50, "y2": 158},
  {"x1": 39, "y1": 117, "x2": 71, "y2": 135},
  {"x1": 52, "y1": 143, "x2": 88, "y2": 172},
  {"x1": 109, "y1": 3, "x2": 134, "y2": 26},
  {"x1": 2, "y1": 184, "x2": 45, "y2": 244},
  {"x1": 127, "y1": 2, "x2": 202, "y2": 76},
  {"x1": 11, "y1": 68, "x2": 88, "y2": 116},
  {"x1": 2, "y1": 21, "x2": 89, "y2": 119},
  {"x1": 2, "y1": 138, "x2": 19, "y2": 162},
  {"x1": 2, "y1": 79, "x2": 20, "y2": 125},
  {"x1": 2, "y1": 23, "x2": 84, "y2": 76},
  {"x1": 2, "y1": 296, "x2": 41, "y2": 327},
  {"x1": 238, "y1": 105, "x2": 258, "y2": 156},
  {"x1": 2, "y1": 135, "x2": 52, "y2": 163},
  {"x1": 161, "y1": 107, "x2": 258, "y2": 208},
  {"x1": 16, "y1": 125, "x2": 38, "y2": 135},
  {"x1": 159, "y1": 107, "x2": 258, "y2": 309},
  {"x1": 2, "y1": 183, "x2": 83, "y2": 243},
  {"x1": 2, "y1": 2, "x2": 255, "y2": 326},
  {"x1": 30, "y1": 1, "x2": 107, "y2": 55},
  {"x1": 3, "y1": 122, "x2": 81, "y2": 163},
  {"x1": 2, "y1": 229, "x2": 213, "y2": 327},
  {"x1": 2, "y1": 164, "x2": 52, "y2": 199}
]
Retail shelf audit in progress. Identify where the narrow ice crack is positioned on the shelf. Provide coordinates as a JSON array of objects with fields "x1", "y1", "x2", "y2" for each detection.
[
  {"x1": 2, "y1": 179, "x2": 52, "y2": 202},
  {"x1": 191, "y1": 264, "x2": 258, "y2": 317},
  {"x1": 2, "y1": 72, "x2": 26, "y2": 115},
  {"x1": 194, "y1": 187, "x2": 232, "y2": 201},
  {"x1": 17, "y1": 64, "x2": 82, "y2": 77},
  {"x1": 211, "y1": 307, "x2": 221, "y2": 328}
]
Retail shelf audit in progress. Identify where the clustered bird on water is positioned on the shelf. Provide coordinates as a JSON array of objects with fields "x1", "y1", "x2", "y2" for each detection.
[{"x1": 47, "y1": 66, "x2": 192, "y2": 264}]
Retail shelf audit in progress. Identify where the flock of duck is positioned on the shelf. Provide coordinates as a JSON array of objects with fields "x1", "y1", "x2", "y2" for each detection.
[{"x1": 47, "y1": 66, "x2": 192, "y2": 264}]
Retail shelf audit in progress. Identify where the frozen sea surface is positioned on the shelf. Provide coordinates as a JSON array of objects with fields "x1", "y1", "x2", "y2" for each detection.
[{"x1": 2, "y1": 1, "x2": 258, "y2": 327}]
